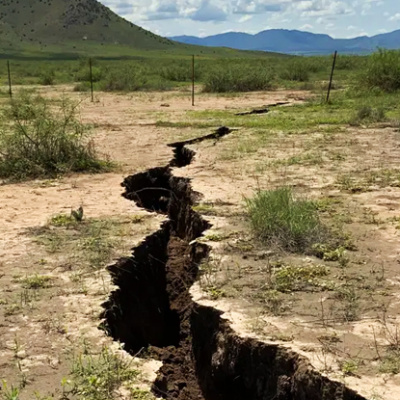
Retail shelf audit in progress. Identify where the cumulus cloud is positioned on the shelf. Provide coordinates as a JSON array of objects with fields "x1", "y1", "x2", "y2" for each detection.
[
  {"x1": 389, "y1": 13, "x2": 400, "y2": 21},
  {"x1": 191, "y1": 1, "x2": 227, "y2": 21},
  {"x1": 100, "y1": 0, "x2": 396, "y2": 38}
]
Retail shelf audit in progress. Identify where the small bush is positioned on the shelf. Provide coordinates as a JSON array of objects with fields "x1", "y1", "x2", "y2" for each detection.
[
  {"x1": 203, "y1": 66, "x2": 274, "y2": 93},
  {"x1": 39, "y1": 69, "x2": 55, "y2": 85},
  {"x1": 350, "y1": 105, "x2": 386, "y2": 125},
  {"x1": 73, "y1": 82, "x2": 91, "y2": 92},
  {"x1": 245, "y1": 187, "x2": 325, "y2": 252},
  {"x1": 0, "y1": 93, "x2": 112, "y2": 180},
  {"x1": 363, "y1": 49, "x2": 400, "y2": 92},
  {"x1": 75, "y1": 66, "x2": 102, "y2": 83},
  {"x1": 280, "y1": 61, "x2": 309, "y2": 82}
]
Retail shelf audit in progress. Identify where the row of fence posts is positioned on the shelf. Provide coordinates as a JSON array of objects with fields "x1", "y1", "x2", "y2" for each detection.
[{"x1": 5, "y1": 51, "x2": 338, "y2": 104}]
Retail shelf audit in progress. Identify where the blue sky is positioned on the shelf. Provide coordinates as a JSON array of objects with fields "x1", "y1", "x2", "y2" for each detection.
[{"x1": 101, "y1": 0, "x2": 400, "y2": 38}]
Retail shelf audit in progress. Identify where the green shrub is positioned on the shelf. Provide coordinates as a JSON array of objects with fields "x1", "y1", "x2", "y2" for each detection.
[
  {"x1": 245, "y1": 187, "x2": 325, "y2": 252},
  {"x1": 39, "y1": 69, "x2": 55, "y2": 85},
  {"x1": 280, "y1": 61, "x2": 309, "y2": 82},
  {"x1": 203, "y1": 66, "x2": 274, "y2": 92},
  {"x1": 75, "y1": 66, "x2": 102, "y2": 83},
  {"x1": 0, "y1": 93, "x2": 112, "y2": 180},
  {"x1": 350, "y1": 105, "x2": 386, "y2": 125},
  {"x1": 363, "y1": 49, "x2": 400, "y2": 92},
  {"x1": 100, "y1": 66, "x2": 170, "y2": 91},
  {"x1": 160, "y1": 63, "x2": 192, "y2": 82},
  {"x1": 73, "y1": 82, "x2": 91, "y2": 92}
]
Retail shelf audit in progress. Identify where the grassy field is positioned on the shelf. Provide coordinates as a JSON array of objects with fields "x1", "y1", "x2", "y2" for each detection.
[{"x1": 0, "y1": 52, "x2": 367, "y2": 92}]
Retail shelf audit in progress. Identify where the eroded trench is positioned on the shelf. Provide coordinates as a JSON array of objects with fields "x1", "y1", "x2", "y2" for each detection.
[{"x1": 101, "y1": 127, "x2": 366, "y2": 400}]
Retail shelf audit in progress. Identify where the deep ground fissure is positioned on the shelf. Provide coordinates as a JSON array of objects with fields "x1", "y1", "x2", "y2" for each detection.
[{"x1": 102, "y1": 129, "x2": 366, "y2": 400}]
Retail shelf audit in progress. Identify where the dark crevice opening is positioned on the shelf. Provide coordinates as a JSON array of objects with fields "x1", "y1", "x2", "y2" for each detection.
[{"x1": 101, "y1": 127, "x2": 367, "y2": 400}]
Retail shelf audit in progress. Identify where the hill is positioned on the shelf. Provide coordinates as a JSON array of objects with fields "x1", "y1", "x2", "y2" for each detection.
[
  {"x1": 0, "y1": 0, "x2": 283, "y2": 59},
  {"x1": 170, "y1": 29, "x2": 400, "y2": 55},
  {"x1": 0, "y1": 0, "x2": 174, "y2": 54}
]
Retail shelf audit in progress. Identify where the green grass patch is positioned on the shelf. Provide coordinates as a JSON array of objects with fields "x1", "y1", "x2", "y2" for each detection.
[
  {"x1": 246, "y1": 187, "x2": 326, "y2": 252},
  {"x1": 67, "y1": 346, "x2": 148, "y2": 400},
  {"x1": 20, "y1": 274, "x2": 52, "y2": 289}
]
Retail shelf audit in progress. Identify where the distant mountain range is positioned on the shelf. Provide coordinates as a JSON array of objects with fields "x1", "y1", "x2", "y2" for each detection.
[{"x1": 170, "y1": 29, "x2": 400, "y2": 55}]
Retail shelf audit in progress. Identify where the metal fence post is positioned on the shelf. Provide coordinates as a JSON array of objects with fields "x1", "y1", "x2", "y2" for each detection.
[
  {"x1": 7, "y1": 60, "x2": 12, "y2": 99},
  {"x1": 326, "y1": 50, "x2": 338, "y2": 103}
]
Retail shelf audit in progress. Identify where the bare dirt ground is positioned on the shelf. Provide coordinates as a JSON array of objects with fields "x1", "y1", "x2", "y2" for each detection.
[{"x1": 1, "y1": 85, "x2": 399, "y2": 399}]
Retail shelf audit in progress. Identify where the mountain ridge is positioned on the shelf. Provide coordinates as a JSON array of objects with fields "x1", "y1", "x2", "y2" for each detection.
[
  {"x1": 0, "y1": 0, "x2": 179, "y2": 57},
  {"x1": 170, "y1": 29, "x2": 400, "y2": 54}
]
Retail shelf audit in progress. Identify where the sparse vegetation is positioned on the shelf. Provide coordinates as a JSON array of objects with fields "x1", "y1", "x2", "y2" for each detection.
[
  {"x1": 31, "y1": 216, "x2": 136, "y2": 269},
  {"x1": 67, "y1": 346, "x2": 142, "y2": 400},
  {"x1": 0, "y1": 93, "x2": 112, "y2": 180},
  {"x1": 20, "y1": 274, "x2": 52, "y2": 289}
]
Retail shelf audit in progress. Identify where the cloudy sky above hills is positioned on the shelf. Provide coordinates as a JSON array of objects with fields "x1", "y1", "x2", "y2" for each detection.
[{"x1": 101, "y1": 0, "x2": 399, "y2": 38}]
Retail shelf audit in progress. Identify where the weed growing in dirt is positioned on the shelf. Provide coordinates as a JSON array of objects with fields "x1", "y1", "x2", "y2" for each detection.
[
  {"x1": 0, "y1": 93, "x2": 112, "y2": 180},
  {"x1": 273, "y1": 264, "x2": 329, "y2": 292},
  {"x1": 20, "y1": 274, "x2": 52, "y2": 289},
  {"x1": 245, "y1": 187, "x2": 326, "y2": 252},
  {"x1": 67, "y1": 346, "x2": 143, "y2": 400},
  {"x1": 0, "y1": 381, "x2": 19, "y2": 400}
]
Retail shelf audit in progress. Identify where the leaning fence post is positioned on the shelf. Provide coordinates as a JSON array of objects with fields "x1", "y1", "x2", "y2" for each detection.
[
  {"x1": 7, "y1": 60, "x2": 12, "y2": 99},
  {"x1": 89, "y1": 58, "x2": 94, "y2": 102},
  {"x1": 326, "y1": 50, "x2": 337, "y2": 103},
  {"x1": 191, "y1": 55, "x2": 195, "y2": 106}
]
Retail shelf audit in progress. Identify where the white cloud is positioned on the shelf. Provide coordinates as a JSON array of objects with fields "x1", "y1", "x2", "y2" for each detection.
[
  {"x1": 239, "y1": 15, "x2": 253, "y2": 22},
  {"x1": 99, "y1": 0, "x2": 399, "y2": 38},
  {"x1": 389, "y1": 13, "x2": 400, "y2": 21}
]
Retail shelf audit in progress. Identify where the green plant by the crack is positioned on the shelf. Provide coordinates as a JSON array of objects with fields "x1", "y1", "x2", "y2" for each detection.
[
  {"x1": 246, "y1": 187, "x2": 326, "y2": 253},
  {"x1": 20, "y1": 274, "x2": 52, "y2": 289},
  {"x1": 379, "y1": 351, "x2": 400, "y2": 374},
  {"x1": 192, "y1": 203, "x2": 217, "y2": 216},
  {"x1": 273, "y1": 264, "x2": 329, "y2": 292},
  {"x1": 0, "y1": 381, "x2": 20, "y2": 400},
  {"x1": 51, "y1": 208, "x2": 84, "y2": 226},
  {"x1": 340, "y1": 359, "x2": 359, "y2": 376},
  {"x1": 336, "y1": 284, "x2": 359, "y2": 322},
  {"x1": 68, "y1": 346, "x2": 140, "y2": 400},
  {"x1": 205, "y1": 286, "x2": 225, "y2": 300},
  {"x1": 312, "y1": 243, "x2": 348, "y2": 262},
  {"x1": 262, "y1": 289, "x2": 285, "y2": 316},
  {"x1": 0, "y1": 92, "x2": 112, "y2": 180}
]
